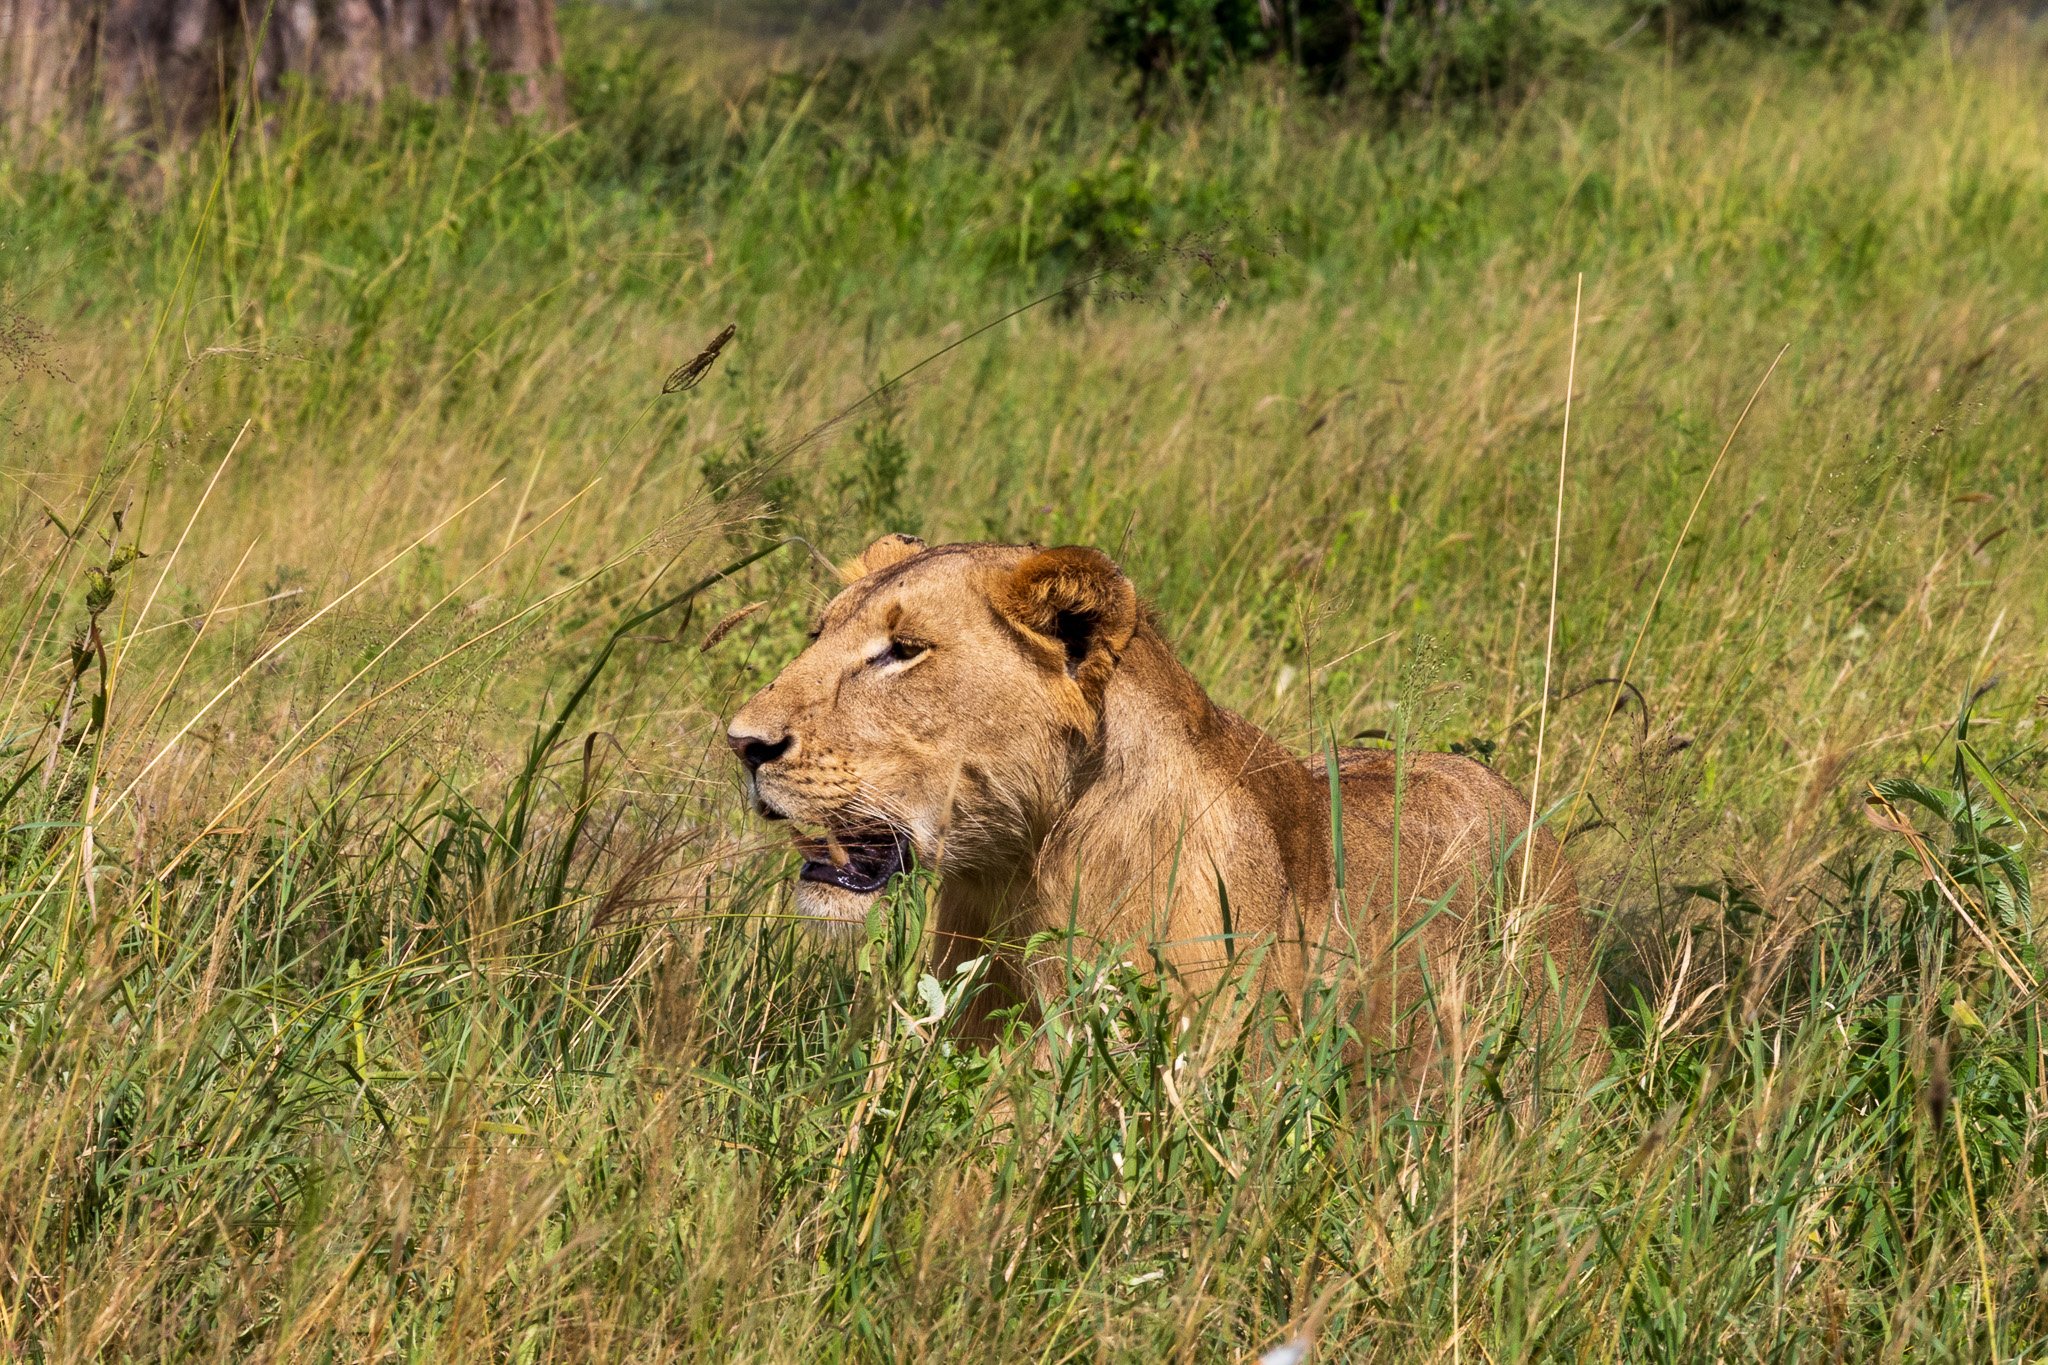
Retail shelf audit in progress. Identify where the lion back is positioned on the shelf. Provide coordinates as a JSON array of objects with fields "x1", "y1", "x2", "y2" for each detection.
[{"x1": 1324, "y1": 748, "x2": 1607, "y2": 1067}]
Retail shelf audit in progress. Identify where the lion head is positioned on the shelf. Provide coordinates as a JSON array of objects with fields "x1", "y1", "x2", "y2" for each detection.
[{"x1": 726, "y1": 535, "x2": 1139, "y2": 923}]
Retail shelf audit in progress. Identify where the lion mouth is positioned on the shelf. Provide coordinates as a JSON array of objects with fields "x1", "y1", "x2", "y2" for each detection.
[{"x1": 791, "y1": 822, "x2": 908, "y2": 896}]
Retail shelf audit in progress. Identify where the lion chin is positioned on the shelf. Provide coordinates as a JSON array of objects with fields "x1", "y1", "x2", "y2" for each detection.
[{"x1": 793, "y1": 879, "x2": 884, "y2": 929}]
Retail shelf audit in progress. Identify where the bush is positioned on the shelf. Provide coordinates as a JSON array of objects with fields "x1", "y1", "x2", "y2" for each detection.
[
  {"x1": 1339, "y1": 0, "x2": 1553, "y2": 104},
  {"x1": 1082, "y1": 0, "x2": 1551, "y2": 109},
  {"x1": 1091, "y1": 0, "x2": 1274, "y2": 103},
  {"x1": 1619, "y1": 0, "x2": 1929, "y2": 50}
]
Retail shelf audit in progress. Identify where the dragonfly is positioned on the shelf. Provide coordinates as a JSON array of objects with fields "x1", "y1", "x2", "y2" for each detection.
[{"x1": 664, "y1": 323, "x2": 737, "y2": 394}]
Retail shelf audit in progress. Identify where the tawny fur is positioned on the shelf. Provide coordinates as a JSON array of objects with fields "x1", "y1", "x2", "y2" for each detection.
[{"x1": 729, "y1": 538, "x2": 1607, "y2": 1068}]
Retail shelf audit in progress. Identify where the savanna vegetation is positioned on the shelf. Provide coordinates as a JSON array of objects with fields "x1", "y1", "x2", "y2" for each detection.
[{"x1": 1, "y1": 0, "x2": 2044, "y2": 1357}]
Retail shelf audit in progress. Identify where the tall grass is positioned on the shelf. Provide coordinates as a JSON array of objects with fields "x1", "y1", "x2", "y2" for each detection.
[{"x1": 1, "y1": 6, "x2": 2044, "y2": 1358}]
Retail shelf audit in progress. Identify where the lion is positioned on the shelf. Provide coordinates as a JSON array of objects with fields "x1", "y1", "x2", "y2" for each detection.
[{"x1": 727, "y1": 535, "x2": 1607, "y2": 1071}]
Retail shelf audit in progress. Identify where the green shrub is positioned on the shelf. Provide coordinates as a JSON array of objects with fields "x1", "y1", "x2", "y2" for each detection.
[
  {"x1": 1080, "y1": 0, "x2": 1551, "y2": 109},
  {"x1": 1337, "y1": 0, "x2": 1553, "y2": 104},
  {"x1": 1619, "y1": 0, "x2": 1929, "y2": 50},
  {"x1": 1036, "y1": 156, "x2": 1171, "y2": 280},
  {"x1": 1091, "y1": 0, "x2": 1274, "y2": 103}
]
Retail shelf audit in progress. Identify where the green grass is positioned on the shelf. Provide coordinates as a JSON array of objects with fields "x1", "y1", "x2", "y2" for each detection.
[{"x1": 1, "y1": 6, "x2": 2045, "y2": 1358}]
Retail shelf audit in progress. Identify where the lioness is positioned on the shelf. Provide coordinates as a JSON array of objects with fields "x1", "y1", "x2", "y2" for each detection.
[{"x1": 727, "y1": 535, "x2": 1606, "y2": 1065}]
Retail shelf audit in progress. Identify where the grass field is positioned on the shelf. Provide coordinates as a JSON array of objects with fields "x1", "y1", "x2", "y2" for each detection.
[{"x1": 2, "y1": 5, "x2": 2045, "y2": 1358}]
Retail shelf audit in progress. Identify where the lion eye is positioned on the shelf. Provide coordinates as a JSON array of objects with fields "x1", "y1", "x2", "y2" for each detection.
[{"x1": 869, "y1": 638, "x2": 929, "y2": 669}]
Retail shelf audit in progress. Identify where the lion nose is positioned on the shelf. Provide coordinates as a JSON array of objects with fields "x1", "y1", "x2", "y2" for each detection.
[{"x1": 727, "y1": 721, "x2": 793, "y2": 772}]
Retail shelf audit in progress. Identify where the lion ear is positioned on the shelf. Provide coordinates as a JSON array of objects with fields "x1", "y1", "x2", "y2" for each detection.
[
  {"x1": 993, "y1": 546, "x2": 1139, "y2": 692},
  {"x1": 837, "y1": 533, "x2": 926, "y2": 584}
]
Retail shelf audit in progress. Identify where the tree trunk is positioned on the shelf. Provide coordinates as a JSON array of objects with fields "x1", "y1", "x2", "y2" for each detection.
[{"x1": 2, "y1": 0, "x2": 562, "y2": 135}]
